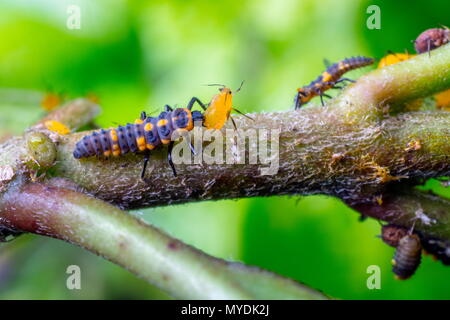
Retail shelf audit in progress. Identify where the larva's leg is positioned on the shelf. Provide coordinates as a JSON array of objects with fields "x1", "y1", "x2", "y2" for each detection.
[
  {"x1": 187, "y1": 97, "x2": 207, "y2": 111},
  {"x1": 335, "y1": 78, "x2": 356, "y2": 84},
  {"x1": 167, "y1": 141, "x2": 177, "y2": 177},
  {"x1": 141, "y1": 151, "x2": 150, "y2": 180}
]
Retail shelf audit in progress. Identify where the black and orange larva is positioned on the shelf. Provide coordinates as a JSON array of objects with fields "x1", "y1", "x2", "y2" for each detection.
[
  {"x1": 73, "y1": 98, "x2": 206, "y2": 178},
  {"x1": 294, "y1": 56, "x2": 374, "y2": 109}
]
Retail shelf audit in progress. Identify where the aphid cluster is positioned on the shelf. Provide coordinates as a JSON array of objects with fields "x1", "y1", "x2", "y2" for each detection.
[
  {"x1": 294, "y1": 56, "x2": 374, "y2": 109},
  {"x1": 73, "y1": 84, "x2": 250, "y2": 178}
]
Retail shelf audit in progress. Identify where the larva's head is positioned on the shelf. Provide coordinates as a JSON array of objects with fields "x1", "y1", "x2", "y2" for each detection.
[{"x1": 294, "y1": 87, "x2": 313, "y2": 109}]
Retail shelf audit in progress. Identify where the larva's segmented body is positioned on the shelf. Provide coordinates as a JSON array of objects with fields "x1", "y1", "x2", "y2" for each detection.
[
  {"x1": 73, "y1": 103, "x2": 204, "y2": 178},
  {"x1": 73, "y1": 108, "x2": 200, "y2": 158},
  {"x1": 294, "y1": 56, "x2": 374, "y2": 109}
]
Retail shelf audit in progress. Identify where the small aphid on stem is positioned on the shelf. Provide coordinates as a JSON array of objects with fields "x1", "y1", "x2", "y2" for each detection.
[
  {"x1": 392, "y1": 233, "x2": 422, "y2": 280},
  {"x1": 414, "y1": 26, "x2": 450, "y2": 55}
]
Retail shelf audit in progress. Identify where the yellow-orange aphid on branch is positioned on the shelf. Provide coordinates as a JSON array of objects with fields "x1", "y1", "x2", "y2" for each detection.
[
  {"x1": 41, "y1": 92, "x2": 63, "y2": 112},
  {"x1": 377, "y1": 51, "x2": 415, "y2": 68},
  {"x1": 44, "y1": 120, "x2": 70, "y2": 135},
  {"x1": 414, "y1": 26, "x2": 449, "y2": 55},
  {"x1": 201, "y1": 81, "x2": 253, "y2": 130}
]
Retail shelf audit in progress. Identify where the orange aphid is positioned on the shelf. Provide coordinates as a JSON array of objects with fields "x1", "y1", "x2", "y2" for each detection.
[
  {"x1": 44, "y1": 120, "x2": 70, "y2": 135},
  {"x1": 378, "y1": 52, "x2": 415, "y2": 68},
  {"x1": 41, "y1": 92, "x2": 62, "y2": 111},
  {"x1": 435, "y1": 89, "x2": 450, "y2": 111},
  {"x1": 203, "y1": 87, "x2": 234, "y2": 130},
  {"x1": 86, "y1": 93, "x2": 100, "y2": 104},
  {"x1": 203, "y1": 82, "x2": 250, "y2": 130}
]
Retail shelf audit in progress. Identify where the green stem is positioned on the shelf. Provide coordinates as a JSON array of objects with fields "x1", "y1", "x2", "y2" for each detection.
[
  {"x1": 0, "y1": 180, "x2": 327, "y2": 300},
  {"x1": 335, "y1": 43, "x2": 450, "y2": 119}
]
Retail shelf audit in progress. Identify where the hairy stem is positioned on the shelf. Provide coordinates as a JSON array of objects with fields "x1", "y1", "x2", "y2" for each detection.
[{"x1": 51, "y1": 111, "x2": 449, "y2": 208}]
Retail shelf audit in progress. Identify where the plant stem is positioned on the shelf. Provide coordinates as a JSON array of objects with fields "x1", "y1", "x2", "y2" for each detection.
[{"x1": 0, "y1": 180, "x2": 327, "y2": 300}]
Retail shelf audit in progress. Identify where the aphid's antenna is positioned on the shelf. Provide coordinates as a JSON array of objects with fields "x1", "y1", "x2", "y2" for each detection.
[
  {"x1": 205, "y1": 83, "x2": 226, "y2": 88},
  {"x1": 408, "y1": 220, "x2": 417, "y2": 235},
  {"x1": 235, "y1": 80, "x2": 245, "y2": 93}
]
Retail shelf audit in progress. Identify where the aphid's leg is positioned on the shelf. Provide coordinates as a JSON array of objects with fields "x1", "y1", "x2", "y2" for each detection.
[
  {"x1": 322, "y1": 93, "x2": 332, "y2": 99},
  {"x1": 323, "y1": 58, "x2": 331, "y2": 68},
  {"x1": 164, "y1": 105, "x2": 173, "y2": 112},
  {"x1": 141, "y1": 151, "x2": 150, "y2": 180},
  {"x1": 140, "y1": 111, "x2": 147, "y2": 120},
  {"x1": 167, "y1": 141, "x2": 177, "y2": 177},
  {"x1": 232, "y1": 108, "x2": 254, "y2": 121},
  {"x1": 187, "y1": 97, "x2": 207, "y2": 111},
  {"x1": 427, "y1": 39, "x2": 431, "y2": 57},
  {"x1": 230, "y1": 116, "x2": 238, "y2": 131},
  {"x1": 331, "y1": 86, "x2": 344, "y2": 90}
]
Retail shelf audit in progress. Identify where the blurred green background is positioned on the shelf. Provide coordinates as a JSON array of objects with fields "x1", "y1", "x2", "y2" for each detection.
[{"x1": 0, "y1": 0, "x2": 449, "y2": 299}]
